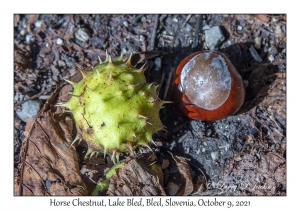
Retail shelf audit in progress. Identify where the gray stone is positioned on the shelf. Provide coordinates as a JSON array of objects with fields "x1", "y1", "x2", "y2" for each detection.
[
  {"x1": 15, "y1": 93, "x2": 42, "y2": 122},
  {"x1": 185, "y1": 23, "x2": 193, "y2": 32},
  {"x1": 268, "y1": 54, "x2": 275, "y2": 62},
  {"x1": 205, "y1": 129, "x2": 212, "y2": 137},
  {"x1": 25, "y1": 34, "x2": 35, "y2": 44},
  {"x1": 237, "y1": 25, "x2": 243, "y2": 31},
  {"x1": 139, "y1": 35, "x2": 145, "y2": 41},
  {"x1": 56, "y1": 38, "x2": 63, "y2": 45},
  {"x1": 75, "y1": 28, "x2": 90, "y2": 42},
  {"x1": 154, "y1": 57, "x2": 161, "y2": 69},
  {"x1": 211, "y1": 151, "x2": 220, "y2": 161},
  {"x1": 254, "y1": 37, "x2": 262, "y2": 49},
  {"x1": 122, "y1": 21, "x2": 129, "y2": 27},
  {"x1": 57, "y1": 60, "x2": 66, "y2": 67},
  {"x1": 202, "y1": 24, "x2": 210, "y2": 30},
  {"x1": 243, "y1": 80, "x2": 249, "y2": 88},
  {"x1": 34, "y1": 20, "x2": 44, "y2": 28},
  {"x1": 167, "y1": 182, "x2": 179, "y2": 196},
  {"x1": 204, "y1": 26, "x2": 225, "y2": 50}
]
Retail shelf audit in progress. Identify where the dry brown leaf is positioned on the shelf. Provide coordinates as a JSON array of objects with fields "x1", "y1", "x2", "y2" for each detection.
[
  {"x1": 254, "y1": 14, "x2": 270, "y2": 23},
  {"x1": 17, "y1": 85, "x2": 88, "y2": 196},
  {"x1": 222, "y1": 150, "x2": 286, "y2": 195},
  {"x1": 259, "y1": 73, "x2": 286, "y2": 119},
  {"x1": 161, "y1": 159, "x2": 170, "y2": 169},
  {"x1": 26, "y1": 15, "x2": 40, "y2": 26},
  {"x1": 107, "y1": 157, "x2": 166, "y2": 196},
  {"x1": 168, "y1": 152, "x2": 193, "y2": 196}
]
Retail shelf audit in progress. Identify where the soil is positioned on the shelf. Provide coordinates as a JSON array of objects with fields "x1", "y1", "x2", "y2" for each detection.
[{"x1": 14, "y1": 14, "x2": 286, "y2": 196}]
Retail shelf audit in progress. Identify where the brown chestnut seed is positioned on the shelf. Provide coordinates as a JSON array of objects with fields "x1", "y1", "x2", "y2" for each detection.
[{"x1": 171, "y1": 51, "x2": 245, "y2": 121}]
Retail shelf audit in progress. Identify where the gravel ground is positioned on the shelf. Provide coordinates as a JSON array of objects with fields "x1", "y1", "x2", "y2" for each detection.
[{"x1": 14, "y1": 14, "x2": 286, "y2": 196}]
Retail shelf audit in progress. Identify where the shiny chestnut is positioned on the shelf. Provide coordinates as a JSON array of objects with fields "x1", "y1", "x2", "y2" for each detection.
[{"x1": 171, "y1": 51, "x2": 245, "y2": 121}]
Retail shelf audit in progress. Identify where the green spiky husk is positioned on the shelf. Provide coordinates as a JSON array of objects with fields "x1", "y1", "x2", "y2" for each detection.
[{"x1": 63, "y1": 57, "x2": 164, "y2": 159}]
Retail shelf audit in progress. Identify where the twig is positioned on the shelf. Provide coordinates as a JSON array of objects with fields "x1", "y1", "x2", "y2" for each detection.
[
  {"x1": 163, "y1": 67, "x2": 175, "y2": 100},
  {"x1": 261, "y1": 27, "x2": 285, "y2": 36},
  {"x1": 249, "y1": 45, "x2": 263, "y2": 63},
  {"x1": 276, "y1": 34, "x2": 286, "y2": 46},
  {"x1": 162, "y1": 25, "x2": 179, "y2": 100},
  {"x1": 192, "y1": 15, "x2": 202, "y2": 49},
  {"x1": 14, "y1": 87, "x2": 54, "y2": 109},
  {"x1": 62, "y1": 15, "x2": 72, "y2": 38},
  {"x1": 131, "y1": 14, "x2": 143, "y2": 25},
  {"x1": 147, "y1": 14, "x2": 159, "y2": 51},
  {"x1": 158, "y1": 71, "x2": 165, "y2": 95},
  {"x1": 14, "y1": 87, "x2": 54, "y2": 110},
  {"x1": 161, "y1": 34, "x2": 174, "y2": 40},
  {"x1": 181, "y1": 14, "x2": 192, "y2": 28}
]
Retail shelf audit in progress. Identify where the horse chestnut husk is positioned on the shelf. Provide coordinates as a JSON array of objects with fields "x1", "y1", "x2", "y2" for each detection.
[{"x1": 171, "y1": 51, "x2": 245, "y2": 121}]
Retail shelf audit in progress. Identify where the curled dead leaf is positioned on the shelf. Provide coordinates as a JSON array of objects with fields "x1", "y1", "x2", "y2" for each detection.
[
  {"x1": 17, "y1": 84, "x2": 88, "y2": 196},
  {"x1": 107, "y1": 157, "x2": 166, "y2": 196},
  {"x1": 168, "y1": 152, "x2": 193, "y2": 196}
]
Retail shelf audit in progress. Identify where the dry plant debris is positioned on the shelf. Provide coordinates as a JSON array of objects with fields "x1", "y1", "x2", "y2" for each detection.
[
  {"x1": 15, "y1": 85, "x2": 87, "y2": 195},
  {"x1": 107, "y1": 157, "x2": 166, "y2": 196}
]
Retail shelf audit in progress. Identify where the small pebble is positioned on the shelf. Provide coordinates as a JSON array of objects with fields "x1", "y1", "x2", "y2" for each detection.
[
  {"x1": 45, "y1": 180, "x2": 52, "y2": 190},
  {"x1": 154, "y1": 57, "x2": 161, "y2": 69},
  {"x1": 141, "y1": 16, "x2": 146, "y2": 22},
  {"x1": 34, "y1": 20, "x2": 43, "y2": 28},
  {"x1": 75, "y1": 28, "x2": 90, "y2": 42},
  {"x1": 16, "y1": 94, "x2": 42, "y2": 123},
  {"x1": 211, "y1": 151, "x2": 220, "y2": 161},
  {"x1": 243, "y1": 80, "x2": 249, "y2": 88},
  {"x1": 139, "y1": 35, "x2": 145, "y2": 42},
  {"x1": 202, "y1": 24, "x2": 210, "y2": 30},
  {"x1": 20, "y1": 29, "x2": 26, "y2": 36},
  {"x1": 205, "y1": 129, "x2": 212, "y2": 137},
  {"x1": 237, "y1": 25, "x2": 243, "y2": 31},
  {"x1": 272, "y1": 17, "x2": 279, "y2": 23},
  {"x1": 202, "y1": 148, "x2": 206, "y2": 153},
  {"x1": 167, "y1": 182, "x2": 179, "y2": 196},
  {"x1": 122, "y1": 21, "x2": 129, "y2": 27},
  {"x1": 264, "y1": 46, "x2": 269, "y2": 53},
  {"x1": 56, "y1": 38, "x2": 63, "y2": 45},
  {"x1": 210, "y1": 181, "x2": 216, "y2": 188},
  {"x1": 268, "y1": 54, "x2": 275, "y2": 62},
  {"x1": 185, "y1": 23, "x2": 193, "y2": 32},
  {"x1": 227, "y1": 39, "x2": 233, "y2": 46},
  {"x1": 254, "y1": 37, "x2": 262, "y2": 49},
  {"x1": 57, "y1": 60, "x2": 66, "y2": 67},
  {"x1": 268, "y1": 45, "x2": 278, "y2": 55},
  {"x1": 25, "y1": 34, "x2": 34, "y2": 44}
]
